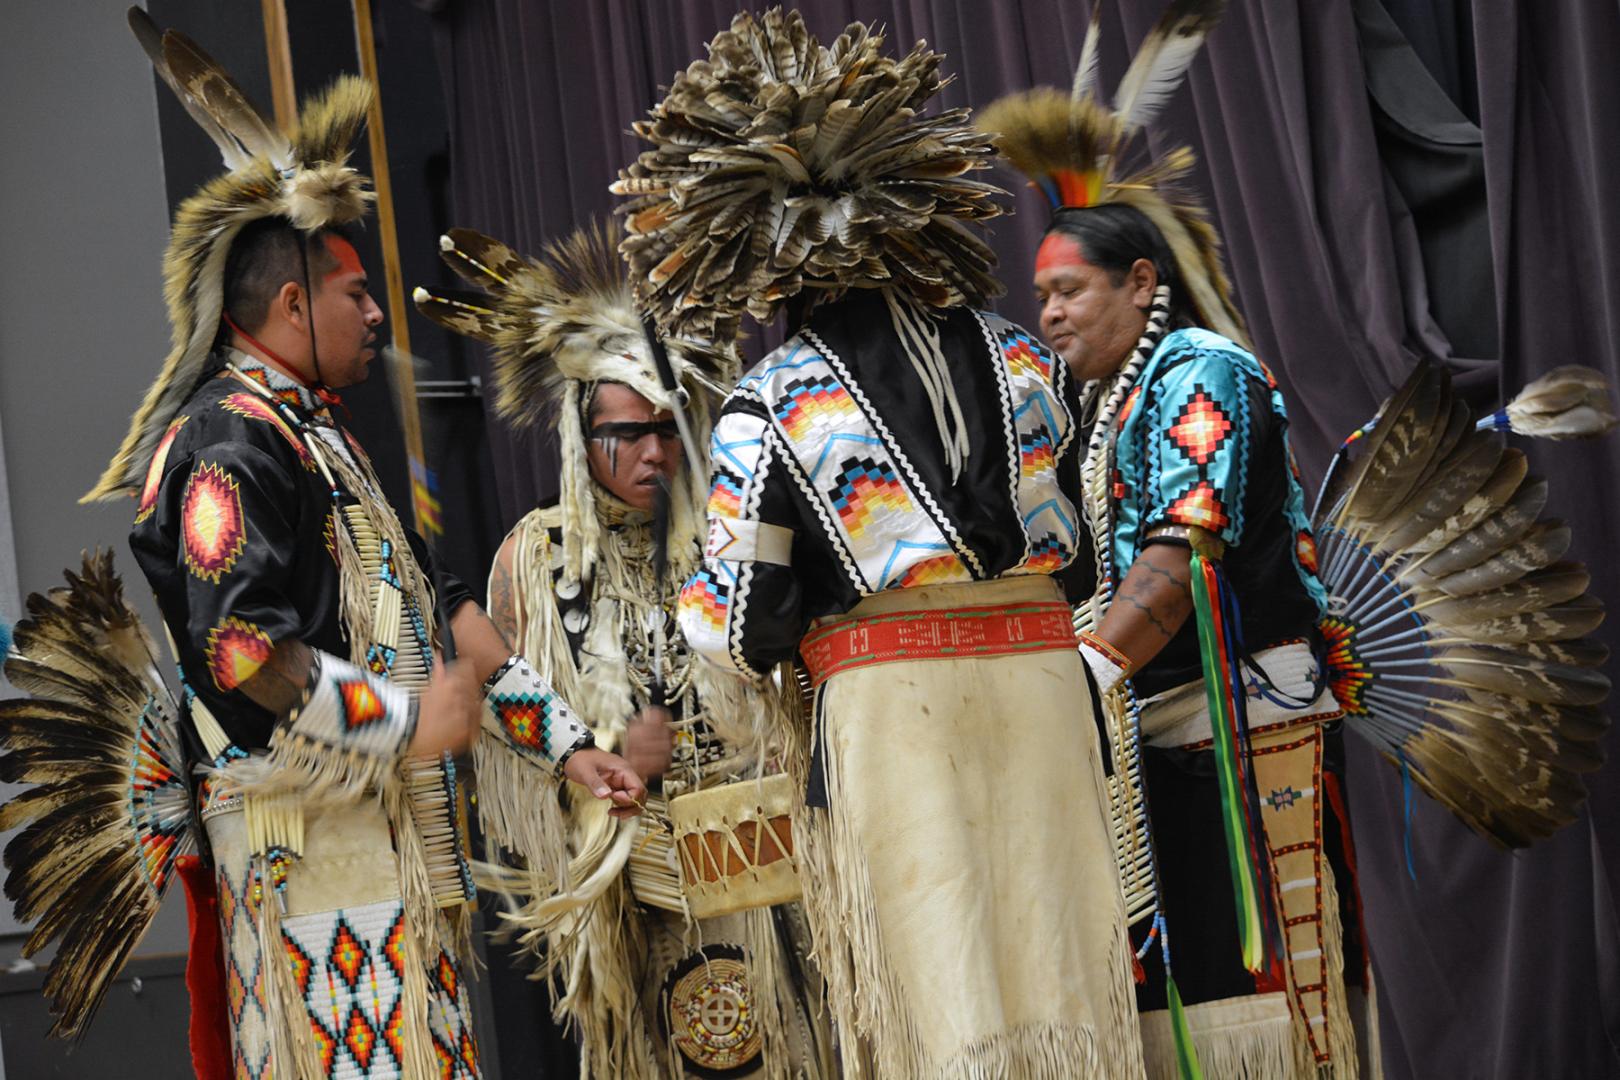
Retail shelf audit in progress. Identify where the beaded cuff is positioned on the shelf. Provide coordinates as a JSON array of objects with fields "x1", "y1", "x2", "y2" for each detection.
[
  {"x1": 285, "y1": 650, "x2": 417, "y2": 760},
  {"x1": 481, "y1": 655, "x2": 594, "y2": 778}
]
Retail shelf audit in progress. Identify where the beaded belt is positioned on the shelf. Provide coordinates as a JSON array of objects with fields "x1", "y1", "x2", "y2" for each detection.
[{"x1": 800, "y1": 600, "x2": 1077, "y2": 686}]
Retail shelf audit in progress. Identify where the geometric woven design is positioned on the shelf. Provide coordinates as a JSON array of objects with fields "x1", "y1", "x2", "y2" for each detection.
[
  {"x1": 1021, "y1": 534, "x2": 1069, "y2": 575},
  {"x1": 1019, "y1": 427, "x2": 1055, "y2": 478},
  {"x1": 664, "y1": 949, "x2": 763, "y2": 1073},
  {"x1": 1167, "y1": 388, "x2": 1233, "y2": 465},
  {"x1": 222, "y1": 392, "x2": 315, "y2": 471},
  {"x1": 828, "y1": 457, "x2": 910, "y2": 541},
  {"x1": 135, "y1": 415, "x2": 189, "y2": 524},
  {"x1": 182, "y1": 461, "x2": 247, "y2": 583},
  {"x1": 1166, "y1": 480, "x2": 1231, "y2": 533},
  {"x1": 893, "y1": 552, "x2": 968, "y2": 589},
  {"x1": 679, "y1": 570, "x2": 731, "y2": 634},
  {"x1": 204, "y1": 616, "x2": 273, "y2": 693},
  {"x1": 481, "y1": 655, "x2": 591, "y2": 771},
  {"x1": 338, "y1": 678, "x2": 389, "y2": 731},
  {"x1": 488, "y1": 694, "x2": 556, "y2": 756},
  {"x1": 279, "y1": 900, "x2": 411, "y2": 1079},
  {"x1": 425, "y1": 947, "x2": 479, "y2": 1079},
  {"x1": 1000, "y1": 327, "x2": 1053, "y2": 384},
  {"x1": 708, "y1": 470, "x2": 744, "y2": 517},
  {"x1": 216, "y1": 859, "x2": 273, "y2": 1080},
  {"x1": 773, "y1": 374, "x2": 856, "y2": 441}
]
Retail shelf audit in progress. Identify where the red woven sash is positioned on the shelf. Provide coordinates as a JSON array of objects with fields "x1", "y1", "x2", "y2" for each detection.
[{"x1": 800, "y1": 600, "x2": 1077, "y2": 686}]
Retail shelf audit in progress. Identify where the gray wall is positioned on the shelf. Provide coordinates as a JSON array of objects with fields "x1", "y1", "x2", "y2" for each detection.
[{"x1": 0, "y1": 0, "x2": 188, "y2": 966}]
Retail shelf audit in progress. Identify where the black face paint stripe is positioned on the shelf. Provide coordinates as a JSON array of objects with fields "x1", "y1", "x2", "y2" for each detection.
[{"x1": 587, "y1": 421, "x2": 680, "y2": 442}]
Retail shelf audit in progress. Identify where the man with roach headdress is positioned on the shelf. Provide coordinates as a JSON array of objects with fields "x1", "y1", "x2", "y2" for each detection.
[
  {"x1": 617, "y1": 9, "x2": 1146, "y2": 1078},
  {"x1": 981, "y1": 2, "x2": 1613, "y2": 1077},
  {"x1": 416, "y1": 221, "x2": 834, "y2": 1079},
  {"x1": 0, "y1": 13, "x2": 645, "y2": 1079}
]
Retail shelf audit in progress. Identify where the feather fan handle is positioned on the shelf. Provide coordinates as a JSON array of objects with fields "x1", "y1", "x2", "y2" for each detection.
[
  {"x1": 1071, "y1": 3, "x2": 1105, "y2": 105},
  {"x1": 1478, "y1": 365, "x2": 1619, "y2": 439},
  {"x1": 1112, "y1": 0, "x2": 1226, "y2": 136}
]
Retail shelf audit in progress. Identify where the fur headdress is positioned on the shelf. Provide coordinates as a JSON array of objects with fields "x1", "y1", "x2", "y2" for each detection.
[
  {"x1": 975, "y1": 0, "x2": 1248, "y2": 345},
  {"x1": 85, "y1": 11, "x2": 375, "y2": 502},
  {"x1": 612, "y1": 7, "x2": 1007, "y2": 339},
  {"x1": 414, "y1": 221, "x2": 735, "y2": 580}
]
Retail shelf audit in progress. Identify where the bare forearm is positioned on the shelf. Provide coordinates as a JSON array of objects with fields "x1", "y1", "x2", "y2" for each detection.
[
  {"x1": 239, "y1": 639, "x2": 315, "y2": 714},
  {"x1": 1097, "y1": 542, "x2": 1194, "y2": 672},
  {"x1": 448, "y1": 601, "x2": 514, "y2": 685}
]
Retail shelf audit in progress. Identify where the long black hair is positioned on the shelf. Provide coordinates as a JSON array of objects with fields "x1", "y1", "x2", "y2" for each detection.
[{"x1": 1045, "y1": 204, "x2": 1197, "y2": 329}]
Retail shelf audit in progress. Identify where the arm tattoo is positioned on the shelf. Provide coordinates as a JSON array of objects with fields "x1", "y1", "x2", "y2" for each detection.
[
  {"x1": 239, "y1": 639, "x2": 315, "y2": 714},
  {"x1": 1120, "y1": 591, "x2": 1176, "y2": 640},
  {"x1": 487, "y1": 549, "x2": 519, "y2": 645},
  {"x1": 1143, "y1": 561, "x2": 1189, "y2": 593}
]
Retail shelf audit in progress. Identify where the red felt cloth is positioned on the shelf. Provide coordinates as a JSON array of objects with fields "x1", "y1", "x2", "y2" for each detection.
[{"x1": 176, "y1": 854, "x2": 232, "y2": 1080}]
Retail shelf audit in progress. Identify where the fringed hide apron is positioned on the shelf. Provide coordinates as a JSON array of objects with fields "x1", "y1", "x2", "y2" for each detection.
[{"x1": 796, "y1": 575, "x2": 1146, "y2": 1079}]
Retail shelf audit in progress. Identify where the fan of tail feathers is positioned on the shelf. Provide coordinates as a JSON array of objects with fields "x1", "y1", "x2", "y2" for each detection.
[
  {"x1": 0, "y1": 550, "x2": 194, "y2": 1038},
  {"x1": 1311, "y1": 361, "x2": 1612, "y2": 847}
]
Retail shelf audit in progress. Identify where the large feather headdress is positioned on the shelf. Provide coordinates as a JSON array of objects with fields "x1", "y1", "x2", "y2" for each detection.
[
  {"x1": 414, "y1": 221, "x2": 735, "y2": 580},
  {"x1": 612, "y1": 7, "x2": 1007, "y2": 339},
  {"x1": 976, "y1": 0, "x2": 1248, "y2": 345},
  {"x1": 85, "y1": 10, "x2": 375, "y2": 502}
]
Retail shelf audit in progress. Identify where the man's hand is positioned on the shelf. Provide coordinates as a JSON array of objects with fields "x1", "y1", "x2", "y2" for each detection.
[
  {"x1": 623, "y1": 705, "x2": 675, "y2": 780},
  {"x1": 410, "y1": 660, "x2": 482, "y2": 757},
  {"x1": 563, "y1": 748, "x2": 648, "y2": 818}
]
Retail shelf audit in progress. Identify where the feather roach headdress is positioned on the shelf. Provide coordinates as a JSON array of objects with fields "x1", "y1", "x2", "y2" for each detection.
[
  {"x1": 84, "y1": 9, "x2": 375, "y2": 502},
  {"x1": 612, "y1": 7, "x2": 1007, "y2": 339},
  {"x1": 415, "y1": 221, "x2": 735, "y2": 580},
  {"x1": 976, "y1": 0, "x2": 1248, "y2": 344}
]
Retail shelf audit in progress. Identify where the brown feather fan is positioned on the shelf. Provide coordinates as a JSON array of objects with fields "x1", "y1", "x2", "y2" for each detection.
[
  {"x1": 1312, "y1": 362, "x2": 1612, "y2": 847},
  {"x1": 85, "y1": 13, "x2": 375, "y2": 503},
  {"x1": 612, "y1": 7, "x2": 1006, "y2": 340},
  {"x1": 0, "y1": 550, "x2": 195, "y2": 1037}
]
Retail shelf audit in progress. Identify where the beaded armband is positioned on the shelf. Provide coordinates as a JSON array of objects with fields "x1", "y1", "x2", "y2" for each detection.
[
  {"x1": 482, "y1": 655, "x2": 594, "y2": 778},
  {"x1": 1077, "y1": 630, "x2": 1133, "y2": 695},
  {"x1": 283, "y1": 650, "x2": 417, "y2": 760},
  {"x1": 1144, "y1": 522, "x2": 1225, "y2": 558}
]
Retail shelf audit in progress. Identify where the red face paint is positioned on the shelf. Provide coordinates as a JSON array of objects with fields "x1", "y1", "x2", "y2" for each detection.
[
  {"x1": 1035, "y1": 231, "x2": 1088, "y2": 275},
  {"x1": 321, "y1": 234, "x2": 364, "y2": 283}
]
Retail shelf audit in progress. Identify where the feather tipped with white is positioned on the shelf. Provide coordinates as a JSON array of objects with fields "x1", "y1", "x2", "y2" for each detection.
[
  {"x1": 1071, "y1": 3, "x2": 1105, "y2": 105},
  {"x1": 1482, "y1": 365, "x2": 1619, "y2": 439},
  {"x1": 160, "y1": 28, "x2": 293, "y2": 173},
  {"x1": 127, "y1": 8, "x2": 249, "y2": 171},
  {"x1": 1112, "y1": 0, "x2": 1226, "y2": 136}
]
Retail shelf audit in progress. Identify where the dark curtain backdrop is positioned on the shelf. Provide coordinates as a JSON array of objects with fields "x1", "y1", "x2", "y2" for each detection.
[{"x1": 428, "y1": 3, "x2": 1620, "y2": 1076}]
